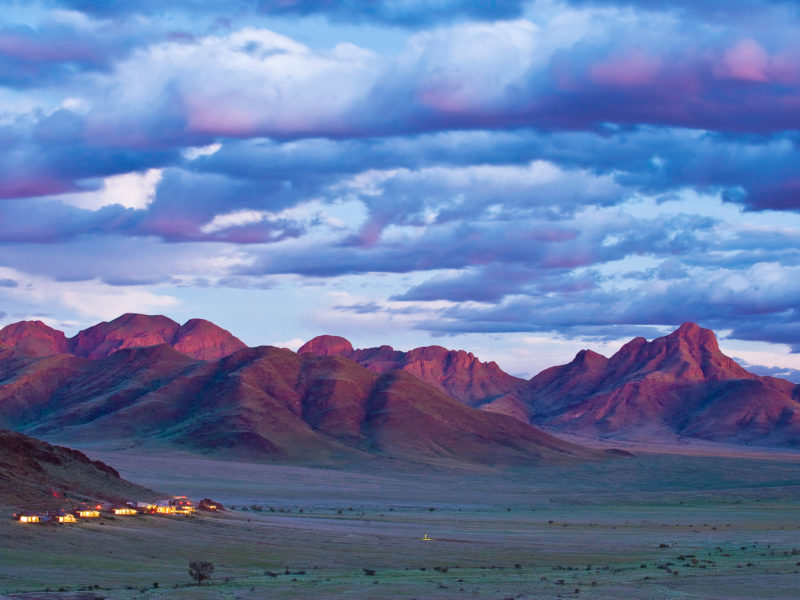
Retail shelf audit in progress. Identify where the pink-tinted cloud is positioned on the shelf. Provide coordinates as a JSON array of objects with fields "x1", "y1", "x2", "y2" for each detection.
[
  {"x1": 719, "y1": 38, "x2": 771, "y2": 82},
  {"x1": 0, "y1": 175, "x2": 75, "y2": 199},
  {"x1": 588, "y1": 51, "x2": 663, "y2": 87}
]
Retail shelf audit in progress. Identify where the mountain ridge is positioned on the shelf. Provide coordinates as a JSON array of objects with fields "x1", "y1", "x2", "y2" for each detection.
[
  {"x1": 299, "y1": 322, "x2": 800, "y2": 447},
  {"x1": 525, "y1": 322, "x2": 800, "y2": 444},
  {"x1": 0, "y1": 313, "x2": 247, "y2": 361},
  {"x1": 298, "y1": 335, "x2": 530, "y2": 421},
  {"x1": 0, "y1": 341, "x2": 608, "y2": 466},
  {"x1": 2, "y1": 314, "x2": 799, "y2": 450}
]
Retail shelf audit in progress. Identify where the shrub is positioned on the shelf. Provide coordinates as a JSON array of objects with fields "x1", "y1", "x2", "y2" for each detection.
[{"x1": 189, "y1": 560, "x2": 214, "y2": 585}]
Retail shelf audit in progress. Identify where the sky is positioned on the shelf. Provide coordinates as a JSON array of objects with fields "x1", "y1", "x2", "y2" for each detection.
[{"x1": 2, "y1": 0, "x2": 800, "y2": 380}]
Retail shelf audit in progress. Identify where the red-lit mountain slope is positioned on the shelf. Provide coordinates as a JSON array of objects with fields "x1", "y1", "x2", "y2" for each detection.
[
  {"x1": 0, "y1": 313, "x2": 246, "y2": 361},
  {"x1": 0, "y1": 344, "x2": 607, "y2": 466},
  {"x1": 298, "y1": 335, "x2": 530, "y2": 420},
  {"x1": 527, "y1": 323, "x2": 800, "y2": 445}
]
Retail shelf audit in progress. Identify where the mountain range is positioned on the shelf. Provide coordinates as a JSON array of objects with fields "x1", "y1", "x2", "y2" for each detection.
[
  {"x1": 525, "y1": 322, "x2": 800, "y2": 445},
  {"x1": 299, "y1": 323, "x2": 800, "y2": 446},
  {"x1": 0, "y1": 315, "x2": 607, "y2": 466},
  {"x1": 0, "y1": 314, "x2": 798, "y2": 466}
]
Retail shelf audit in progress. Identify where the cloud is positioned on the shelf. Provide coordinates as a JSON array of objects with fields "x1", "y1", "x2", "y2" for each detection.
[
  {"x1": 255, "y1": 0, "x2": 528, "y2": 26},
  {"x1": 57, "y1": 0, "x2": 529, "y2": 27},
  {"x1": 402, "y1": 260, "x2": 800, "y2": 346},
  {"x1": 238, "y1": 193, "x2": 718, "y2": 280},
  {"x1": 81, "y1": 27, "x2": 383, "y2": 143},
  {"x1": 0, "y1": 265, "x2": 179, "y2": 322},
  {"x1": 0, "y1": 113, "x2": 180, "y2": 200},
  {"x1": 189, "y1": 127, "x2": 800, "y2": 211},
  {"x1": 2, "y1": 0, "x2": 800, "y2": 368},
  {"x1": 0, "y1": 199, "x2": 143, "y2": 243},
  {"x1": 563, "y1": 0, "x2": 800, "y2": 23},
  {"x1": 333, "y1": 160, "x2": 625, "y2": 246},
  {"x1": 9, "y1": 8, "x2": 795, "y2": 156},
  {"x1": 2, "y1": 8, "x2": 800, "y2": 209},
  {"x1": 0, "y1": 236, "x2": 254, "y2": 285},
  {"x1": 737, "y1": 363, "x2": 800, "y2": 383},
  {"x1": 0, "y1": 8, "x2": 170, "y2": 90},
  {"x1": 57, "y1": 168, "x2": 163, "y2": 210},
  {"x1": 394, "y1": 265, "x2": 597, "y2": 303}
]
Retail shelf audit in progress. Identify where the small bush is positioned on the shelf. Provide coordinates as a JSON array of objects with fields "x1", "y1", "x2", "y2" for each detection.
[{"x1": 189, "y1": 560, "x2": 214, "y2": 585}]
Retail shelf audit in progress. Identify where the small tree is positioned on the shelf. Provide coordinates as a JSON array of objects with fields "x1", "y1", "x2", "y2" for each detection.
[{"x1": 189, "y1": 560, "x2": 214, "y2": 585}]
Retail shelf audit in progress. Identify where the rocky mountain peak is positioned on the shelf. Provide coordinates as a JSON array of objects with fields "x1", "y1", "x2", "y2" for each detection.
[{"x1": 297, "y1": 335, "x2": 355, "y2": 356}]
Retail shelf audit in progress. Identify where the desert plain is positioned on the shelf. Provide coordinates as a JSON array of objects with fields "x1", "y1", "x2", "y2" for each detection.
[{"x1": 3, "y1": 445, "x2": 800, "y2": 600}]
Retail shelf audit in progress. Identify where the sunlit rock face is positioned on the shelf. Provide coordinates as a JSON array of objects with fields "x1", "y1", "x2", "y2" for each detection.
[
  {"x1": 0, "y1": 343, "x2": 607, "y2": 466},
  {"x1": 0, "y1": 321, "x2": 69, "y2": 357},
  {"x1": 299, "y1": 335, "x2": 531, "y2": 420},
  {"x1": 0, "y1": 313, "x2": 247, "y2": 361},
  {"x1": 526, "y1": 323, "x2": 800, "y2": 445}
]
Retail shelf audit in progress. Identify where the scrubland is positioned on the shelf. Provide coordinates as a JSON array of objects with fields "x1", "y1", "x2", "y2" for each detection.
[{"x1": 2, "y1": 450, "x2": 800, "y2": 599}]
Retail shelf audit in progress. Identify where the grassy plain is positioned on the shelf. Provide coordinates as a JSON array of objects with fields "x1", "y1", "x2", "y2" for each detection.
[{"x1": 2, "y1": 449, "x2": 800, "y2": 599}]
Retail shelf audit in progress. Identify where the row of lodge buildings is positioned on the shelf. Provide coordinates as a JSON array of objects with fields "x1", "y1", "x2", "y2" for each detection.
[{"x1": 12, "y1": 496, "x2": 203, "y2": 524}]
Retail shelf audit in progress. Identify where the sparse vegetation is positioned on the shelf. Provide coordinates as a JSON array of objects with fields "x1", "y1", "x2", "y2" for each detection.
[
  {"x1": 189, "y1": 560, "x2": 214, "y2": 585},
  {"x1": 4, "y1": 452, "x2": 800, "y2": 599}
]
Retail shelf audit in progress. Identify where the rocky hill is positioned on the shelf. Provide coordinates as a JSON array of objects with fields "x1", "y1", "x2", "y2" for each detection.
[{"x1": 0, "y1": 429, "x2": 158, "y2": 507}]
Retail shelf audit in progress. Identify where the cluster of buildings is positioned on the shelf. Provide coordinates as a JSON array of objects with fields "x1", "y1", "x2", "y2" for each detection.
[{"x1": 11, "y1": 496, "x2": 208, "y2": 524}]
